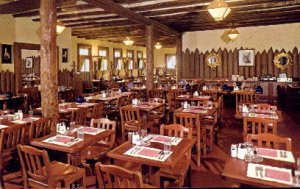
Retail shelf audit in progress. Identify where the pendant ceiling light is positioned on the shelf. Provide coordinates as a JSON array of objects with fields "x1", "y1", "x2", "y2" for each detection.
[
  {"x1": 227, "y1": 26, "x2": 240, "y2": 41},
  {"x1": 56, "y1": 21, "x2": 66, "y2": 35},
  {"x1": 155, "y1": 42, "x2": 162, "y2": 49},
  {"x1": 207, "y1": 0, "x2": 231, "y2": 22},
  {"x1": 123, "y1": 36, "x2": 134, "y2": 46}
]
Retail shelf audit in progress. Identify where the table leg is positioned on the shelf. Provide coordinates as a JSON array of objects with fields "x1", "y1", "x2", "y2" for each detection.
[{"x1": 187, "y1": 165, "x2": 192, "y2": 187}]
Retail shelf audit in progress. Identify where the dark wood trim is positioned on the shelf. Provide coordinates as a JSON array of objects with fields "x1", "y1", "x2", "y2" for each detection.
[{"x1": 13, "y1": 42, "x2": 40, "y2": 94}]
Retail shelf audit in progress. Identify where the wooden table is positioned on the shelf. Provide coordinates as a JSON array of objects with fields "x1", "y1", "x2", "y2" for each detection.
[
  {"x1": 107, "y1": 138, "x2": 195, "y2": 187},
  {"x1": 234, "y1": 107, "x2": 282, "y2": 122},
  {"x1": 222, "y1": 152, "x2": 300, "y2": 187},
  {"x1": 176, "y1": 94, "x2": 212, "y2": 102},
  {"x1": 31, "y1": 129, "x2": 114, "y2": 166}
]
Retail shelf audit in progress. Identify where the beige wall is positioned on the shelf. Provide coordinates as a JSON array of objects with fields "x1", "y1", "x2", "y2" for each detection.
[
  {"x1": 154, "y1": 48, "x2": 176, "y2": 68},
  {"x1": 0, "y1": 15, "x2": 176, "y2": 73},
  {"x1": 183, "y1": 23, "x2": 300, "y2": 53}
]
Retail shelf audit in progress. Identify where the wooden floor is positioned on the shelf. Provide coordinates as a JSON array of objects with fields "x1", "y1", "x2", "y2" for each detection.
[{"x1": 3, "y1": 105, "x2": 300, "y2": 188}]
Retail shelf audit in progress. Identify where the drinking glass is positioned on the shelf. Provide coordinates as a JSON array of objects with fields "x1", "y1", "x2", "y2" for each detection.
[
  {"x1": 128, "y1": 132, "x2": 133, "y2": 144},
  {"x1": 244, "y1": 148, "x2": 253, "y2": 163},
  {"x1": 163, "y1": 140, "x2": 172, "y2": 154},
  {"x1": 141, "y1": 129, "x2": 147, "y2": 138},
  {"x1": 28, "y1": 110, "x2": 34, "y2": 117},
  {"x1": 69, "y1": 121, "x2": 76, "y2": 132},
  {"x1": 191, "y1": 101, "x2": 195, "y2": 107},
  {"x1": 77, "y1": 128, "x2": 84, "y2": 140},
  {"x1": 18, "y1": 110, "x2": 23, "y2": 119},
  {"x1": 297, "y1": 157, "x2": 300, "y2": 171},
  {"x1": 135, "y1": 136, "x2": 143, "y2": 146}
]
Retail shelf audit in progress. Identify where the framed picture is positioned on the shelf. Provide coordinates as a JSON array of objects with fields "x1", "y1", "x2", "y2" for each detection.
[
  {"x1": 25, "y1": 57, "x2": 33, "y2": 68},
  {"x1": 1, "y1": 44, "x2": 12, "y2": 64},
  {"x1": 239, "y1": 49, "x2": 255, "y2": 66},
  {"x1": 62, "y1": 48, "x2": 68, "y2": 63}
]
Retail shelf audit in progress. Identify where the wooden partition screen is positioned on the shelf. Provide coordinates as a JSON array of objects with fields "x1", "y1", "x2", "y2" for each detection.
[
  {"x1": 58, "y1": 69, "x2": 74, "y2": 88},
  {"x1": 181, "y1": 47, "x2": 300, "y2": 79},
  {"x1": 0, "y1": 70, "x2": 15, "y2": 94}
]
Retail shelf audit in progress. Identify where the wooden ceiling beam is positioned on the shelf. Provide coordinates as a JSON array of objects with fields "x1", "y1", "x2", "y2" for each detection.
[{"x1": 82, "y1": 0, "x2": 180, "y2": 36}]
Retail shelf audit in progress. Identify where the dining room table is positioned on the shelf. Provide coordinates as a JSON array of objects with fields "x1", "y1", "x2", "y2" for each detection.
[
  {"x1": 222, "y1": 148, "x2": 300, "y2": 187},
  {"x1": 234, "y1": 103, "x2": 282, "y2": 122},
  {"x1": 107, "y1": 135, "x2": 195, "y2": 187},
  {"x1": 30, "y1": 126, "x2": 114, "y2": 166}
]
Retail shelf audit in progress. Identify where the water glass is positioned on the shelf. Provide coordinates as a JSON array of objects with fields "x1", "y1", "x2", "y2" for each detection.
[
  {"x1": 163, "y1": 140, "x2": 172, "y2": 154},
  {"x1": 297, "y1": 157, "x2": 300, "y2": 171},
  {"x1": 135, "y1": 136, "x2": 143, "y2": 146},
  {"x1": 128, "y1": 132, "x2": 133, "y2": 144},
  {"x1": 77, "y1": 128, "x2": 84, "y2": 140},
  {"x1": 141, "y1": 129, "x2": 147, "y2": 138},
  {"x1": 28, "y1": 110, "x2": 34, "y2": 117},
  {"x1": 69, "y1": 121, "x2": 76, "y2": 132}
]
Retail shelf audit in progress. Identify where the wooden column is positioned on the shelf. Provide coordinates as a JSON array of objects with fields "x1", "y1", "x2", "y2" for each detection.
[
  {"x1": 146, "y1": 25, "x2": 154, "y2": 92},
  {"x1": 40, "y1": 0, "x2": 59, "y2": 124},
  {"x1": 176, "y1": 35, "x2": 183, "y2": 81}
]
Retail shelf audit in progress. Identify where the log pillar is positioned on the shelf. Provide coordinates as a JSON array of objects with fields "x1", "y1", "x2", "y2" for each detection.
[
  {"x1": 146, "y1": 25, "x2": 154, "y2": 93},
  {"x1": 40, "y1": 0, "x2": 59, "y2": 125},
  {"x1": 176, "y1": 34, "x2": 183, "y2": 82}
]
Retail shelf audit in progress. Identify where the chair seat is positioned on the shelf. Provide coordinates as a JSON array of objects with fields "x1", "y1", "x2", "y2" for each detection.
[{"x1": 49, "y1": 161, "x2": 83, "y2": 179}]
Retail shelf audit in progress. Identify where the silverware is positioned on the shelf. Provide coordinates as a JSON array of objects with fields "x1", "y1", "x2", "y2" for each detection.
[
  {"x1": 156, "y1": 150, "x2": 163, "y2": 158},
  {"x1": 159, "y1": 151, "x2": 165, "y2": 160},
  {"x1": 257, "y1": 166, "x2": 264, "y2": 178},
  {"x1": 283, "y1": 151, "x2": 287, "y2": 158},
  {"x1": 130, "y1": 146, "x2": 140, "y2": 155}
]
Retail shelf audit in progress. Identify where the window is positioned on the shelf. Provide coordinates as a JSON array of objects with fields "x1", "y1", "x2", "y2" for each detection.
[
  {"x1": 77, "y1": 44, "x2": 92, "y2": 73},
  {"x1": 113, "y1": 48, "x2": 122, "y2": 70},
  {"x1": 137, "y1": 51, "x2": 144, "y2": 69},
  {"x1": 98, "y1": 46, "x2": 109, "y2": 71},
  {"x1": 165, "y1": 54, "x2": 176, "y2": 69},
  {"x1": 127, "y1": 50, "x2": 134, "y2": 69}
]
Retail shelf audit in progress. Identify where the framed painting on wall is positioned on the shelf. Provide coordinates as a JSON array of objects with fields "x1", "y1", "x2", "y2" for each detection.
[
  {"x1": 25, "y1": 57, "x2": 33, "y2": 68},
  {"x1": 1, "y1": 44, "x2": 12, "y2": 64},
  {"x1": 239, "y1": 49, "x2": 255, "y2": 66},
  {"x1": 62, "y1": 48, "x2": 68, "y2": 63}
]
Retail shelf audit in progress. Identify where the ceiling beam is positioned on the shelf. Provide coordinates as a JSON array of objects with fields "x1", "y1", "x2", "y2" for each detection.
[{"x1": 82, "y1": 0, "x2": 180, "y2": 37}]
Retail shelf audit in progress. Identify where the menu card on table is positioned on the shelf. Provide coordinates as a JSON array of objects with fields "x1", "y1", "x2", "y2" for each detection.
[
  {"x1": 149, "y1": 135, "x2": 182, "y2": 146},
  {"x1": 247, "y1": 113, "x2": 278, "y2": 119},
  {"x1": 124, "y1": 146, "x2": 172, "y2": 162},
  {"x1": 247, "y1": 163, "x2": 299, "y2": 186},
  {"x1": 43, "y1": 135, "x2": 82, "y2": 147},
  {"x1": 256, "y1": 148, "x2": 295, "y2": 163},
  {"x1": 76, "y1": 102, "x2": 96, "y2": 108},
  {"x1": 178, "y1": 95, "x2": 190, "y2": 98},
  {"x1": 183, "y1": 108, "x2": 208, "y2": 114},
  {"x1": 76, "y1": 126, "x2": 105, "y2": 135}
]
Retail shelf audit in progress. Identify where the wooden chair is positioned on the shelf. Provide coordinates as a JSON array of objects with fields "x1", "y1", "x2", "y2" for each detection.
[
  {"x1": 0, "y1": 124, "x2": 27, "y2": 188},
  {"x1": 158, "y1": 124, "x2": 192, "y2": 187},
  {"x1": 199, "y1": 101, "x2": 219, "y2": 151},
  {"x1": 120, "y1": 106, "x2": 153, "y2": 142},
  {"x1": 71, "y1": 107, "x2": 88, "y2": 125},
  {"x1": 81, "y1": 118, "x2": 116, "y2": 161},
  {"x1": 173, "y1": 112, "x2": 204, "y2": 166},
  {"x1": 95, "y1": 162, "x2": 154, "y2": 188},
  {"x1": 243, "y1": 117, "x2": 278, "y2": 142},
  {"x1": 246, "y1": 133, "x2": 291, "y2": 151},
  {"x1": 18, "y1": 145, "x2": 86, "y2": 189},
  {"x1": 91, "y1": 102, "x2": 104, "y2": 119},
  {"x1": 29, "y1": 117, "x2": 53, "y2": 141},
  {"x1": 235, "y1": 91, "x2": 254, "y2": 115},
  {"x1": 166, "y1": 89, "x2": 185, "y2": 122},
  {"x1": 148, "y1": 88, "x2": 166, "y2": 100},
  {"x1": 201, "y1": 90, "x2": 218, "y2": 101},
  {"x1": 149, "y1": 98, "x2": 165, "y2": 129}
]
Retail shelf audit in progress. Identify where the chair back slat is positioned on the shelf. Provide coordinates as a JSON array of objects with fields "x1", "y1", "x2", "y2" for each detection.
[
  {"x1": 160, "y1": 124, "x2": 192, "y2": 139},
  {"x1": 0, "y1": 124, "x2": 26, "y2": 152},
  {"x1": 71, "y1": 107, "x2": 87, "y2": 125}
]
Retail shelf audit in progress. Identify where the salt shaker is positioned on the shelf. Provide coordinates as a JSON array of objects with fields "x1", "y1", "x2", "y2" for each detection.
[{"x1": 231, "y1": 144, "x2": 237, "y2": 158}]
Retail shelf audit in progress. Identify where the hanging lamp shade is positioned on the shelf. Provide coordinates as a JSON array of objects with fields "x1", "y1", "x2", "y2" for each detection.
[
  {"x1": 155, "y1": 42, "x2": 162, "y2": 49},
  {"x1": 56, "y1": 21, "x2": 66, "y2": 35},
  {"x1": 123, "y1": 37, "x2": 134, "y2": 46},
  {"x1": 227, "y1": 27, "x2": 240, "y2": 41},
  {"x1": 207, "y1": 0, "x2": 231, "y2": 21}
]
